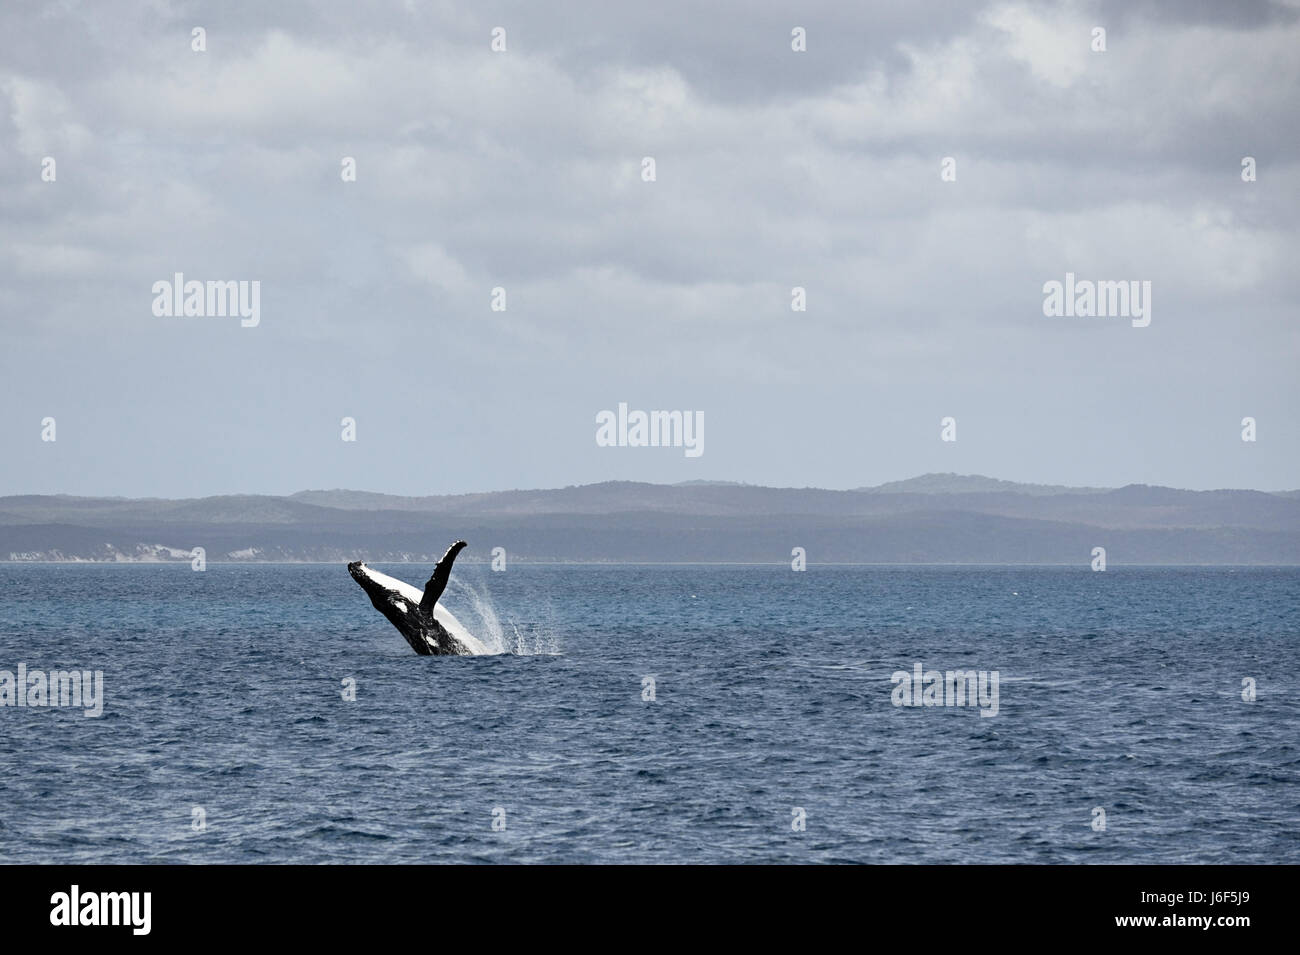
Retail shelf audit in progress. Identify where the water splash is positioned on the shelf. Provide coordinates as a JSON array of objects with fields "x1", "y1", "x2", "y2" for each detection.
[{"x1": 446, "y1": 576, "x2": 560, "y2": 656}]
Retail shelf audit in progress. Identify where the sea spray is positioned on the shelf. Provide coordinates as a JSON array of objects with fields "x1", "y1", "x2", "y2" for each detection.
[{"x1": 446, "y1": 576, "x2": 560, "y2": 656}]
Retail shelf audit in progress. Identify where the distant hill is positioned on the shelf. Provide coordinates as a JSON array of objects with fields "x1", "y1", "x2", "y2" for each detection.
[
  {"x1": 859, "y1": 473, "x2": 1104, "y2": 496},
  {"x1": 2, "y1": 475, "x2": 1297, "y2": 564}
]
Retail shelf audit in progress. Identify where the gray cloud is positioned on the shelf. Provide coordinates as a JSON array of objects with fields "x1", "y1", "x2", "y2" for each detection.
[{"x1": 1, "y1": 0, "x2": 1297, "y2": 496}]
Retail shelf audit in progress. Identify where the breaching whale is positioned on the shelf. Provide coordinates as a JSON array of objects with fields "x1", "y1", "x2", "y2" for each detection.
[{"x1": 347, "y1": 541, "x2": 492, "y2": 656}]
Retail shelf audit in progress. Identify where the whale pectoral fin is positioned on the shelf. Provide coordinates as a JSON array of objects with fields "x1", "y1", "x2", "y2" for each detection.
[{"x1": 419, "y1": 540, "x2": 468, "y2": 614}]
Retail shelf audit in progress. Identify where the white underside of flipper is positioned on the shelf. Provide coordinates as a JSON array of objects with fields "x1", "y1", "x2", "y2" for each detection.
[{"x1": 353, "y1": 563, "x2": 494, "y2": 656}]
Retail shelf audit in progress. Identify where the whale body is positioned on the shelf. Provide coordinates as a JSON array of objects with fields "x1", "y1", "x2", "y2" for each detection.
[{"x1": 347, "y1": 540, "x2": 492, "y2": 655}]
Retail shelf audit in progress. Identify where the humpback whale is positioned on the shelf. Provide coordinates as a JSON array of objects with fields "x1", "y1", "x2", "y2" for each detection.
[{"x1": 347, "y1": 541, "x2": 492, "y2": 656}]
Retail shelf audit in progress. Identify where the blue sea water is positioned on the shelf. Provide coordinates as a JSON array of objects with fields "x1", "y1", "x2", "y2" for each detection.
[{"x1": 0, "y1": 563, "x2": 1296, "y2": 864}]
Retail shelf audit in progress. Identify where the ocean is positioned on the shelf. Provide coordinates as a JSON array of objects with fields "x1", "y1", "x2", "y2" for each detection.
[{"x1": 0, "y1": 563, "x2": 1296, "y2": 864}]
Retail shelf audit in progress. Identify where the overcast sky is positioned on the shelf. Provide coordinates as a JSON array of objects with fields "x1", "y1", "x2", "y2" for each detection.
[{"x1": 2, "y1": 0, "x2": 1297, "y2": 497}]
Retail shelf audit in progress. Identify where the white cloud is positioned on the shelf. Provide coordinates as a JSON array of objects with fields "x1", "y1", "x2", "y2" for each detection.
[{"x1": 400, "y1": 243, "x2": 471, "y2": 292}]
